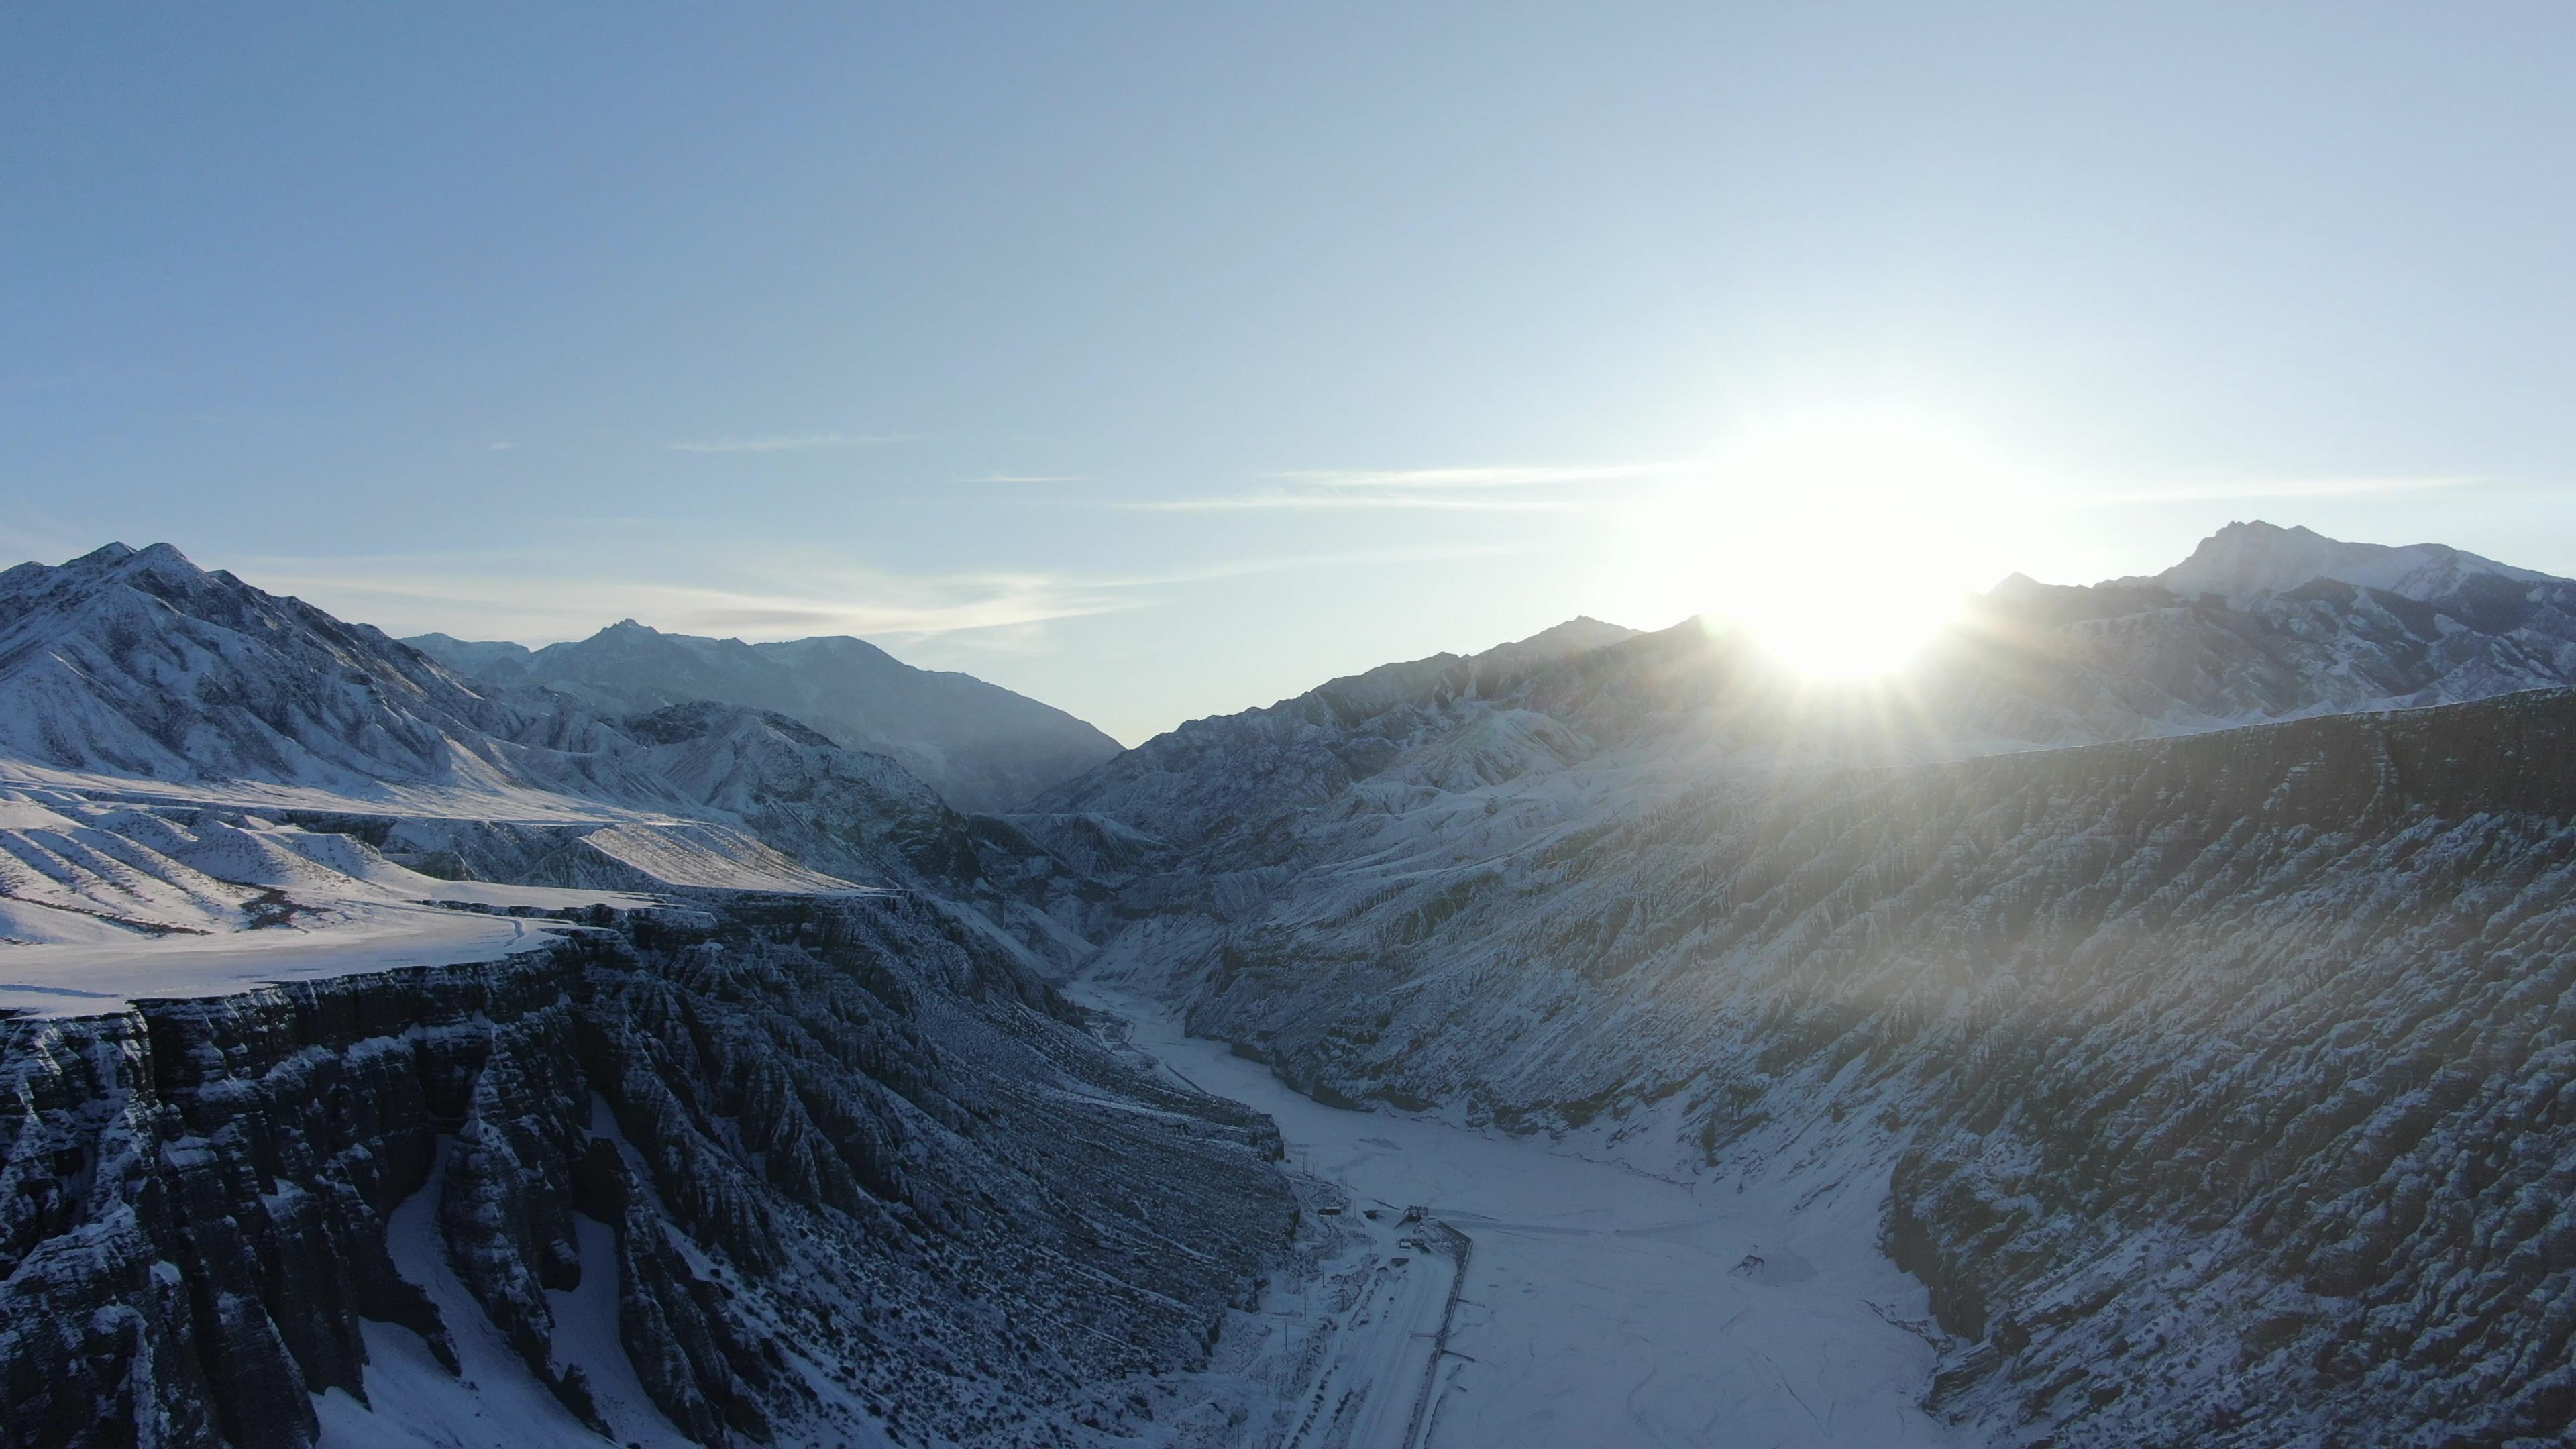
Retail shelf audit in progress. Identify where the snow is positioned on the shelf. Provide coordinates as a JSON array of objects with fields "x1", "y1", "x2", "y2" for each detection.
[
  {"x1": 546, "y1": 1214, "x2": 687, "y2": 1448},
  {"x1": 316, "y1": 1139, "x2": 698, "y2": 1449},
  {"x1": 0, "y1": 901, "x2": 592, "y2": 1016},
  {"x1": 1267, "y1": 1208, "x2": 1458, "y2": 1449},
  {"x1": 578, "y1": 819, "x2": 864, "y2": 894},
  {"x1": 1085, "y1": 983, "x2": 1956, "y2": 1449},
  {"x1": 0, "y1": 755, "x2": 653, "y2": 824},
  {"x1": 0, "y1": 788, "x2": 669, "y2": 1014}
]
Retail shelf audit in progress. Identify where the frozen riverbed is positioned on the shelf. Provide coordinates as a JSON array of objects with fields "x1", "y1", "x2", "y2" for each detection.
[{"x1": 1083, "y1": 983, "x2": 1958, "y2": 1449}]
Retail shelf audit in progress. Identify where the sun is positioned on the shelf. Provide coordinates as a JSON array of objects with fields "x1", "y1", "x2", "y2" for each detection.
[{"x1": 1617, "y1": 407, "x2": 2032, "y2": 677}]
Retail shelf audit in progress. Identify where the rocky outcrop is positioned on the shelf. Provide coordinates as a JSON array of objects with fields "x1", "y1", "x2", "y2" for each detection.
[
  {"x1": 0, "y1": 949, "x2": 570, "y2": 1449},
  {"x1": 0, "y1": 894, "x2": 1295, "y2": 1448}
]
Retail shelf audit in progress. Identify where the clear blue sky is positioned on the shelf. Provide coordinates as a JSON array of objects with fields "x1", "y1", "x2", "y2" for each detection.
[{"x1": 7, "y1": 4, "x2": 2573, "y2": 741}]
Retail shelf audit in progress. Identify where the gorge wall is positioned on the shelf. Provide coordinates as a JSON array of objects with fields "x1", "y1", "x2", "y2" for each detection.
[{"x1": 0, "y1": 894, "x2": 1295, "y2": 1449}]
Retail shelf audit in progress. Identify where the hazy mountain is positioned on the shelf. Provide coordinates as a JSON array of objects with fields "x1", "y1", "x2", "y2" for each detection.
[
  {"x1": 402, "y1": 630, "x2": 534, "y2": 675},
  {"x1": 408, "y1": 620, "x2": 1121, "y2": 814}
]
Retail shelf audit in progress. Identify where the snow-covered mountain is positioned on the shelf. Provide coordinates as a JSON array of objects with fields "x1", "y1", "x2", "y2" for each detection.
[
  {"x1": 0, "y1": 543, "x2": 560, "y2": 796},
  {"x1": 1023, "y1": 521, "x2": 2576, "y2": 1447},
  {"x1": 13, "y1": 522, "x2": 2576, "y2": 1448},
  {"x1": 408, "y1": 619, "x2": 1120, "y2": 814},
  {"x1": 1133, "y1": 688, "x2": 2576, "y2": 1446},
  {"x1": 1033, "y1": 521, "x2": 2576, "y2": 865},
  {"x1": 2121, "y1": 516, "x2": 2557, "y2": 603},
  {"x1": 0, "y1": 543, "x2": 1077, "y2": 917},
  {"x1": 0, "y1": 547, "x2": 1309, "y2": 1448}
]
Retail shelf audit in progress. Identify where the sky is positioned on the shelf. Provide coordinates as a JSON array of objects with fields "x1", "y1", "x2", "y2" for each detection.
[{"x1": 5, "y1": 5, "x2": 2574, "y2": 743}]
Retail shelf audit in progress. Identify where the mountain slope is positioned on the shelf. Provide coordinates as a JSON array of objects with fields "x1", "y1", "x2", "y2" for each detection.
[
  {"x1": 409, "y1": 621, "x2": 1121, "y2": 813},
  {"x1": 1142, "y1": 688, "x2": 2576, "y2": 1446},
  {"x1": 1035, "y1": 523, "x2": 2576, "y2": 1447},
  {"x1": 0, "y1": 543, "x2": 547, "y2": 795}
]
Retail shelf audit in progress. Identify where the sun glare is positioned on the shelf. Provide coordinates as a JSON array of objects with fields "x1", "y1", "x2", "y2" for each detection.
[{"x1": 1619, "y1": 408, "x2": 2031, "y2": 678}]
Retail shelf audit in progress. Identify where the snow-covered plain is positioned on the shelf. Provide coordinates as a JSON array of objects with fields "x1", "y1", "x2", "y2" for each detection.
[
  {"x1": 0, "y1": 901, "x2": 588, "y2": 1016},
  {"x1": 0, "y1": 786, "x2": 683, "y2": 1014},
  {"x1": 1087, "y1": 983, "x2": 1955, "y2": 1449}
]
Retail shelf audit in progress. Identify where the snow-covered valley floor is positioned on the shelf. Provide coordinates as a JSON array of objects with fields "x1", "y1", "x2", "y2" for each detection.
[{"x1": 1083, "y1": 983, "x2": 1958, "y2": 1449}]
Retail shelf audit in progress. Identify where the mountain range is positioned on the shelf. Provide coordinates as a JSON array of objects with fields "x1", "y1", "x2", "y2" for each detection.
[
  {"x1": 406, "y1": 621, "x2": 1120, "y2": 814},
  {"x1": 6, "y1": 519, "x2": 2576, "y2": 1448}
]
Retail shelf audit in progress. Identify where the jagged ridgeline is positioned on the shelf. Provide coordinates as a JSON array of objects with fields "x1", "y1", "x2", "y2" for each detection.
[{"x1": 0, "y1": 895, "x2": 1292, "y2": 1449}]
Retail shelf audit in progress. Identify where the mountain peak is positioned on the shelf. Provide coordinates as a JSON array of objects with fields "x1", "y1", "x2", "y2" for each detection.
[
  {"x1": 1985, "y1": 571, "x2": 2055, "y2": 602},
  {"x1": 2212, "y1": 517, "x2": 2316, "y2": 539},
  {"x1": 1509, "y1": 616, "x2": 1639, "y2": 654},
  {"x1": 25, "y1": 541, "x2": 215, "y2": 597},
  {"x1": 582, "y1": 618, "x2": 680, "y2": 647},
  {"x1": 2135, "y1": 521, "x2": 2559, "y2": 604}
]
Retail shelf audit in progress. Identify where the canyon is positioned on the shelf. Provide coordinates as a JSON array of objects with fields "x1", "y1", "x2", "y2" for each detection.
[{"x1": 7, "y1": 523, "x2": 2576, "y2": 1446}]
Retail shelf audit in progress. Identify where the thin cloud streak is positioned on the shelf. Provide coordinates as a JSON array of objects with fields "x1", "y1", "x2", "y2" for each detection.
[
  {"x1": 964, "y1": 473, "x2": 1090, "y2": 484},
  {"x1": 235, "y1": 539, "x2": 1529, "y2": 653},
  {"x1": 1119, "y1": 492, "x2": 1577, "y2": 513},
  {"x1": 1096, "y1": 541, "x2": 1532, "y2": 590},
  {"x1": 667, "y1": 433, "x2": 901, "y2": 453},
  {"x1": 1275, "y1": 460, "x2": 1684, "y2": 489},
  {"x1": 249, "y1": 562, "x2": 1131, "y2": 647},
  {"x1": 1115, "y1": 458, "x2": 1682, "y2": 513},
  {"x1": 2069, "y1": 474, "x2": 2484, "y2": 508}
]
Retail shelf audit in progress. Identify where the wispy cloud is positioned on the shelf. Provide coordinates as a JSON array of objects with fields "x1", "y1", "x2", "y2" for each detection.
[
  {"x1": 666, "y1": 432, "x2": 901, "y2": 454},
  {"x1": 2070, "y1": 474, "x2": 2483, "y2": 508},
  {"x1": 963, "y1": 472, "x2": 1089, "y2": 484},
  {"x1": 1274, "y1": 460, "x2": 1683, "y2": 490},
  {"x1": 1118, "y1": 491, "x2": 1576, "y2": 513},
  {"x1": 1118, "y1": 458, "x2": 1678, "y2": 513},
  {"x1": 486, "y1": 441, "x2": 516, "y2": 452},
  {"x1": 249, "y1": 559, "x2": 1120, "y2": 647},
  {"x1": 233, "y1": 538, "x2": 1527, "y2": 653},
  {"x1": 1098, "y1": 541, "x2": 1532, "y2": 588}
]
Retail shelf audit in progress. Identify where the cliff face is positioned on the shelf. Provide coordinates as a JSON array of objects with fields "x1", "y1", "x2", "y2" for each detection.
[
  {"x1": 1114, "y1": 690, "x2": 2576, "y2": 1446},
  {"x1": 0, "y1": 895, "x2": 1294, "y2": 1449}
]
